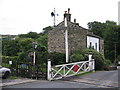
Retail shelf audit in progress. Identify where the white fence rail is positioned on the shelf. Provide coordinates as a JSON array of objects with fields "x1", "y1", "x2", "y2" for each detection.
[{"x1": 48, "y1": 54, "x2": 95, "y2": 81}]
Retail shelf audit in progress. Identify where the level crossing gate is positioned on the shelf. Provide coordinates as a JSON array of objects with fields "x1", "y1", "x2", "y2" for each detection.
[{"x1": 47, "y1": 54, "x2": 95, "y2": 81}]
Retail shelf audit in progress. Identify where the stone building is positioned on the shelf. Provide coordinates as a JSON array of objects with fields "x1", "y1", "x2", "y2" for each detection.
[{"x1": 48, "y1": 8, "x2": 104, "y2": 56}]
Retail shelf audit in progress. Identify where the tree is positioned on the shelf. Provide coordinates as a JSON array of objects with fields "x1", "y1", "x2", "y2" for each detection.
[
  {"x1": 42, "y1": 26, "x2": 53, "y2": 34},
  {"x1": 2, "y1": 40, "x2": 20, "y2": 56},
  {"x1": 87, "y1": 21, "x2": 106, "y2": 38},
  {"x1": 36, "y1": 34, "x2": 48, "y2": 48},
  {"x1": 19, "y1": 32, "x2": 39, "y2": 39},
  {"x1": 88, "y1": 20, "x2": 120, "y2": 63},
  {"x1": 18, "y1": 38, "x2": 34, "y2": 52}
]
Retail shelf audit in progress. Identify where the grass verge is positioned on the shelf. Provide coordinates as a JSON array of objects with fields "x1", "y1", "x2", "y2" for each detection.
[
  {"x1": 75, "y1": 71, "x2": 93, "y2": 77},
  {"x1": 8, "y1": 76, "x2": 18, "y2": 80}
]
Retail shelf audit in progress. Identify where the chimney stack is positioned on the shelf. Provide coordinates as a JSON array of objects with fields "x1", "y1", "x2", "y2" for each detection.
[{"x1": 64, "y1": 8, "x2": 71, "y2": 22}]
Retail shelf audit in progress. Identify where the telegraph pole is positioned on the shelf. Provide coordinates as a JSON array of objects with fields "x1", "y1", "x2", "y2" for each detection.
[
  {"x1": 51, "y1": 8, "x2": 56, "y2": 27},
  {"x1": 53, "y1": 8, "x2": 56, "y2": 26},
  {"x1": 114, "y1": 42, "x2": 117, "y2": 65}
]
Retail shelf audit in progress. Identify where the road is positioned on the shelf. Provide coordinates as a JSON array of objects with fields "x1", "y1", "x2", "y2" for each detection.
[{"x1": 2, "y1": 70, "x2": 119, "y2": 88}]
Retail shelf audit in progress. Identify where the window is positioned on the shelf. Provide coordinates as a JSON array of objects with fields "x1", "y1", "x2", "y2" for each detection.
[
  {"x1": 90, "y1": 42, "x2": 92, "y2": 48},
  {"x1": 95, "y1": 43, "x2": 97, "y2": 50}
]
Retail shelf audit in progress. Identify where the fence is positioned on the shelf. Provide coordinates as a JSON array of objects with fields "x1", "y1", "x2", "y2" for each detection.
[
  {"x1": 47, "y1": 54, "x2": 95, "y2": 80},
  {"x1": 2, "y1": 59, "x2": 47, "y2": 80}
]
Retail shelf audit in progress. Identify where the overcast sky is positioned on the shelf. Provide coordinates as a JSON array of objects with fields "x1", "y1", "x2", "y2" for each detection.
[{"x1": 0, "y1": 0, "x2": 119, "y2": 35}]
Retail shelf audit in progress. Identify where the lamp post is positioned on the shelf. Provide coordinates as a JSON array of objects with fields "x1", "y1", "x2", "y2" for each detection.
[
  {"x1": 65, "y1": 17, "x2": 68, "y2": 63},
  {"x1": 32, "y1": 42, "x2": 37, "y2": 65}
]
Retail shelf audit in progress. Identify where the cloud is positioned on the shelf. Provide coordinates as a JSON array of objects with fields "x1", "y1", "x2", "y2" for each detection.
[{"x1": 0, "y1": 0, "x2": 119, "y2": 35}]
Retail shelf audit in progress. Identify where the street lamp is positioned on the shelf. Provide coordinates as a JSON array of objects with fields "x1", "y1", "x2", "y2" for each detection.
[{"x1": 32, "y1": 42, "x2": 37, "y2": 65}]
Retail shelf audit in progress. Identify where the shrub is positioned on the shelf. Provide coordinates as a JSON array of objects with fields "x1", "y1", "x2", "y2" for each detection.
[
  {"x1": 18, "y1": 52, "x2": 28, "y2": 62},
  {"x1": 83, "y1": 49, "x2": 106, "y2": 70},
  {"x1": 103, "y1": 59, "x2": 112, "y2": 70},
  {"x1": 70, "y1": 49, "x2": 107, "y2": 70},
  {"x1": 116, "y1": 55, "x2": 120, "y2": 65},
  {"x1": 35, "y1": 51, "x2": 48, "y2": 65},
  {"x1": 70, "y1": 50, "x2": 89, "y2": 62},
  {"x1": 2, "y1": 56, "x2": 19, "y2": 67},
  {"x1": 48, "y1": 52, "x2": 65, "y2": 65},
  {"x1": 70, "y1": 51, "x2": 85, "y2": 62},
  {"x1": 104, "y1": 59, "x2": 112, "y2": 65},
  {"x1": 2, "y1": 56, "x2": 18, "y2": 61}
]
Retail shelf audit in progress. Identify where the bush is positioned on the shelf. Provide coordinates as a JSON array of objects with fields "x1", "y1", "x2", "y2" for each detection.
[
  {"x1": 70, "y1": 54, "x2": 84, "y2": 62},
  {"x1": 2, "y1": 56, "x2": 18, "y2": 61},
  {"x1": 104, "y1": 59, "x2": 112, "y2": 65},
  {"x1": 116, "y1": 55, "x2": 120, "y2": 65},
  {"x1": 103, "y1": 59, "x2": 113, "y2": 70},
  {"x1": 70, "y1": 50, "x2": 88, "y2": 62},
  {"x1": 48, "y1": 52, "x2": 65, "y2": 65},
  {"x1": 2, "y1": 56, "x2": 18, "y2": 67},
  {"x1": 84, "y1": 49, "x2": 106, "y2": 70},
  {"x1": 70, "y1": 49, "x2": 107, "y2": 70},
  {"x1": 18, "y1": 52, "x2": 28, "y2": 62},
  {"x1": 35, "y1": 51, "x2": 48, "y2": 65}
]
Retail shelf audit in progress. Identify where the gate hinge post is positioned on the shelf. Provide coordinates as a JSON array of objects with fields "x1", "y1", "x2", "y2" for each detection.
[
  {"x1": 88, "y1": 52, "x2": 92, "y2": 71},
  {"x1": 92, "y1": 59, "x2": 95, "y2": 72},
  {"x1": 47, "y1": 59, "x2": 52, "y2": 81}
]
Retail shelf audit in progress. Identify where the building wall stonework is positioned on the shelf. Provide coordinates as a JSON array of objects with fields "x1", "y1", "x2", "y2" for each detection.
[
  {"x1": 48, "y1": 16, "x2": 104, "y2": 55},
  {"x1": 48, "y1": 29, "x2": 65, "y2": 53},
  {"x1": 48, "y1": 21, "x2": 88, "y2": 55},
  {"x1": 68, "y1": 29, "x2": 87, "y2": 55}
]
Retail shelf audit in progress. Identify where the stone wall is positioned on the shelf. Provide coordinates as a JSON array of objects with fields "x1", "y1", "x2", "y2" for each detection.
[
  {"x1": 48, "y1": 29, "x2": 65, "y2": 53},
  {"x1": 68, "y1": 29, "x2": 87, "y2": 55},
  {"x1": 48, "y1": 21, "x2": 88, "y2": 55}
]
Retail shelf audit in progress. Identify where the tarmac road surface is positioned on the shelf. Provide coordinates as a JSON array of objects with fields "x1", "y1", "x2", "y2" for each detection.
[{"x1": 2, "y1": 70, "x2": 119, "y2": 88}]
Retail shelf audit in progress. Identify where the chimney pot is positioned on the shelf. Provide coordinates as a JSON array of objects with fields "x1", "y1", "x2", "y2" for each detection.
[
  {"x1": 64, "y1": 8, "x2": 71, "y2": 22},
  {"x1": 68, "y1": 8, "x2": 70, "y2": 13},
  {"x1": 74, "y1": 19, "x2": 76, "y2": 23}
]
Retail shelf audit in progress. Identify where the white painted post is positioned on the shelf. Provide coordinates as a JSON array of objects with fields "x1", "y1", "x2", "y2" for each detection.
[
  {"x1": 92, "y1": 59, "x2": 95, "y2": 72},
  {"x1": 47, "y1": 59, "x2": 52, "y2": 81},
  {"x1": 33, "y1": 51, "x2": 35, "y2": 65},
  {"x1": 65, "y1": 30, "x2": 68, "y2": 63},
  {"x1": 65, "y1": 17, "x2": 69, "y2": 63},
  {"x1": 88, "y1": 53, "x2": 92, "y2": 71}
]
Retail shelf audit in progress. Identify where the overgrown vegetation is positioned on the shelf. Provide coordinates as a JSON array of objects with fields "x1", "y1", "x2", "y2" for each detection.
[
  {"x1": 48, "y1": 52, "x2": 66, "y2": 65},
  {"x1": 69, "y1": 49, "x2": 112, "y2": 70},
  {"x1": 2, "y1": 26, "x2": 51, "y2": 66},
  {"x1": 88, "y1": 20, "x2": 120, "y2": 65}
]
